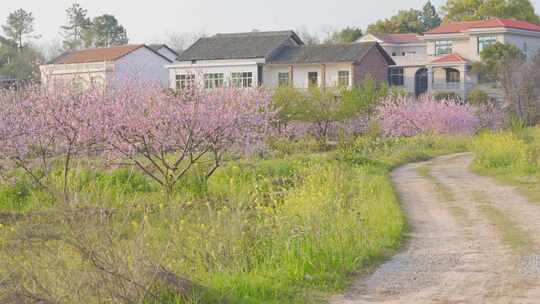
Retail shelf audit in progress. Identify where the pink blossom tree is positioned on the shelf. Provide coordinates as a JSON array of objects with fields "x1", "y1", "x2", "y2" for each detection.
[
  {"x1": 103, "y1": 83, "x2": 276, "y2": 198},
  {"x1": 377, "y1": 95, "x2": 481, "y2": 137}
]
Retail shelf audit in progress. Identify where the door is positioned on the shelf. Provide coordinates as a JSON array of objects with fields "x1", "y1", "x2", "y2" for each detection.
[{"x1": 415, "y1": 68, "x2": 428, "y2": 97}]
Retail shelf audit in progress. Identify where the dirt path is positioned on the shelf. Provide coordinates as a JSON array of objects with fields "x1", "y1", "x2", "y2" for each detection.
[{"x1": 330, "y1": 153, "x2": 540, "y2": 304}]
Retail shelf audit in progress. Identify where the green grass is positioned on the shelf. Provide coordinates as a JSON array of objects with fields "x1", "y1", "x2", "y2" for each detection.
[
  {"x1": 0, "y1": 134, "x2": 470, "y2": 303},
  {"x1": 471, "y1": 127, "x2": 540, "y2": 204}
]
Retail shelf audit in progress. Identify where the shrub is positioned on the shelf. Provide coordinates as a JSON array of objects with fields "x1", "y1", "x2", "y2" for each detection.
[
  {"x1": 468, "y1": 88, "x2": 489, "y2": 105},
  {"x1": 377, "y1": 95, "x2": 480, "y2": 137},
  {"x1": 472, "y1": 131, "x2": 529, "y2": 170}
]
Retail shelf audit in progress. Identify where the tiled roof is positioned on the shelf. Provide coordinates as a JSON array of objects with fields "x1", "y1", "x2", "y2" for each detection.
[
  {"x1": 49, "y1": 45, "x2": 146, "y2": 64},
  {"x1": 426, "y1": 18, "x2": 540, "y2": 34},
  {"x1": 371, "y1": 33, "x2": 423, "y2": 44},
  {"x1": 178, "y1": 31, "x2": 303, "y2": 61},
  {"x1": 430, "y1": 53, "x2": 468, "y2": 64},
  {"x1": 148, "y1": 44, "x2": 180, "y2": 56},
  {"x1": 268, "y1": 42, "x2": 395, "y2": 65}
]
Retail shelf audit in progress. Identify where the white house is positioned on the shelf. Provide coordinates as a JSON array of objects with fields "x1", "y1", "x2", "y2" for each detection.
[
  {"x1": 167, "y1": 31, "x2": 394, "y2": 90},
  {"x1": 359, "y1": 18, "x2": 540, "y2": 99},
  {"x1": 40, "y1": 44, "x2": 173, "y2": 89}
]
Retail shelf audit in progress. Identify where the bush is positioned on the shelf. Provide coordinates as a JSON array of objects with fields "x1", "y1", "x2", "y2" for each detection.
[
  {"x1": 468, "y1": 88, "x2": 489, "y2": 105},
  {"x1": 377, "y1": 95, "x2": 480, "y2": 137}
]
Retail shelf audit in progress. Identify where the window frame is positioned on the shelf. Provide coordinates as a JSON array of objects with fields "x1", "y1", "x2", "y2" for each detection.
[
  {"x1": 176, "y1": 74, "x2": 195, "y2": 90},
  {"x1": 477, "y1": 36, "x2": 497, "y2": 54},
  {"x1": 278, "y1": 72, "x2": 290, "y2": 86},
  {"x1": 446, "y1": 68, "x2": 460, "y2": 83},
  {"x1": 308, "y1": 72, "x2": 318, "y2": 88},
  {"x1": 204, "y1": 73, "x2": 224, "y2": 89},
  {"x1": 388, "y1": 67, "x2": 404, "y2": 86},
  {"x1": 435, "y1": 40, "x2": 453, "y2": 56},
  {"x1": 338, "y1": 70, "x2": 350, "y2": 87},
  {"x1": 231, "y1": 72, "x2": 253, "y2": 88}
]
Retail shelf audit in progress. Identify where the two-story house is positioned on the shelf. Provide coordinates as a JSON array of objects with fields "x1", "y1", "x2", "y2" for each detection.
[
  {"x1": 167, "y1": 31, "x2": 394, "y2": 90},
  {"x1": 359, "y1": 18, "x2": 540, "y2": 100}
]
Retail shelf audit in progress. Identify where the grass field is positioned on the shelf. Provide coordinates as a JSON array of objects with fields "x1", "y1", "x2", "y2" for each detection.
[
  {"x1": 471, "y1": 127, "x2": 540, "y2": 203},
  {"x1": 0, "y1": 135, "x2": 470, "y2": 303}
]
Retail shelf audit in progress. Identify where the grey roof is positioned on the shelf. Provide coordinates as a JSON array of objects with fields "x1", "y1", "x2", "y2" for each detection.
[
  {"x1": 268, "y1": 42, "x2": 394, "y2": 65},
  {"x1": 177, "y1": 31, "x2": 303, "y2": 61},
  {"x1": 148, "y1": 44, "x2": 180, "y2": 56}
]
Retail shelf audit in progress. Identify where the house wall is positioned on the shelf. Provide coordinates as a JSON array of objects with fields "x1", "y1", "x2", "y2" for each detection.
[
  {"x1": 502, "y1": 33, "x2": 540, "y2": 58},
  {"x1": 39, "y1": 63, "x2": 112, "y2": 89},
  {"x1": 114, "y1": 47, "x2": 171, "y2": 87},
  {"x1": 264, "y1": 63, "x2": 353, "y2": 88},
  {"x1": 353, "y1": 46, "x2": 390, "y2": 85},
  {"x1": 167, "y1": 58, "x2": 264, "y2": 89}
]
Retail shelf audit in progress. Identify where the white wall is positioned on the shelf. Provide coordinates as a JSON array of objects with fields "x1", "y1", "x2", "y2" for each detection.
[
  {"x1": 168, "y1": 59, "x2": 263, "y2": 89},
  {"x1": 114, "y1": 47, "x2": 171, "y2": 87},
  {"x1": 264, "y1": 63, "x2": 353, "y2": 88},
  {"x1": 39, "y1": 62, "x2": 113, "y2": 89},
  {"x1": 502, "y1": 33, "x2": 540, "y2": 59}
]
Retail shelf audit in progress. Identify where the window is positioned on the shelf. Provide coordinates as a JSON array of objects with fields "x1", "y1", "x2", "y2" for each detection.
[
  {"x1": 338, "y1": 71, "x2": 350, "y2": 86},
  {"x1": 231, "y1": 72, "x2": 253, "y2": 88},
  {"x1": 388, "y1": 68, "x2": 404, "y2": 86},
  {"x1": 435, "y1": 40, "x2": 453, "y2": 56},
  {"x1": 392, "y1": 52, "x2": 397, "y2": 56},
  {"x1": 308, "y1": 72, "x2": 318, "y2": 88},
  {"x1": 446, "y1": 68, "x2": 460, "y2": 83},
  {"x1": 176, "y1": 74, "x2": 195, "y2": 90},
  {"x1": 90, "y1": 76, "x2": 102, "y2": 86},
  {"x1": 477, "y1": 36, "x2": 497, "y2": 54},
  {"x1": 278, "y1": 72, "x2": 290, "y2": 86},
  {"x1": 204, "y1": 73, "x2": 224, "y2": 89}
]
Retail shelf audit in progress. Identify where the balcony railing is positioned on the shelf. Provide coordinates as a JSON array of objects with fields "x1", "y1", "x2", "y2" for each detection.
[{"x1": 433, "y1": 82, "x2": 462, "y2": 91}]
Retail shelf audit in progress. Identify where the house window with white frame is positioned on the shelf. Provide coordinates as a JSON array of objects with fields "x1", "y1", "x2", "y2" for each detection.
[
  {"x1": 231, "y1": 72, "x2": 253, "y2": 88},
  {"x1": 204, "y1": 73, "x2": 224, "y2": 89},
  {"x1": 477, "y1": 36, "x2": 497, "y2": 54},
  {"x1": 278, "y1": 72, "x2": 289, "y2": 86},
  {"x1": 176, "y1": 74, "x2": 195, "y2": 90},
  {"x1": 338, "y1": 71, "x2": 350, "y2": 87},
  {"x1": 308, "y1": 72, "x2": 318, "y2": 88},
  {"x1": 435, "y1": 40, "x2": 453, "y2": 56},
  {"x1": 388, "y1": 68, "x2": 404, "y2": 86}
]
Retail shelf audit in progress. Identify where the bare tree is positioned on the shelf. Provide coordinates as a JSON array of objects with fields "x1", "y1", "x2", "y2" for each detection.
[{"x1": 499, "y1": 53, "x2": 540, "y2": 125}]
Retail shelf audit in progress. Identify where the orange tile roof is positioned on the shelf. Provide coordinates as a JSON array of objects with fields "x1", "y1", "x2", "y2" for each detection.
[
  {"x1": 426, "y1": 18, "x2": 540, "y2": 34},
  {"x1": 51, "y1": 44, "x2": 145, "y2": 64},
  {"x1": 372, "y1": 33, "x2": 423, "y2": 44},
  {"x1": 431, "y1": 53, "x2": 468, "y2": 64}
]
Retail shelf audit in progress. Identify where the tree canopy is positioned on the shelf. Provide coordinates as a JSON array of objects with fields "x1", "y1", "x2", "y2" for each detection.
[
  {"x1": 61, "y1": 3, "x2": 92, "y2": 50},
  {"x1": 84, "y1": 15, "x2": 129, "y2": 48},
  {"x1": 421, "y1": 1, "x2": 442, "y2": 30},
  {"x1": 325, "y1": 27, "x2": 363, "y2": 44},
  {"x1": 2, "y1": 9, "x2": 37, "y2": 50},
  {"x1": 472, "y1": 42, "x2": 525, "y2": 81},
  {"x1": 367, "y1": 9, "x2": 426, "y2": 34},
  {"x1": 442, "y1": 0, "x2": 540, "y2": 23}
]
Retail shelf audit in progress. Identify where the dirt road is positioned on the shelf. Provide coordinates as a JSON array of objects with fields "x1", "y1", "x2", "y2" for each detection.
[{"x1": 331, "y1": 153, "x2": 540, "y2": 304}]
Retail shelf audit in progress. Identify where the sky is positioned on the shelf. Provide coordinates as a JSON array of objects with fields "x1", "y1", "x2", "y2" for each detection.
[{"x1": 2, "y1": 0, "x2": 540, "y2": 45}]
